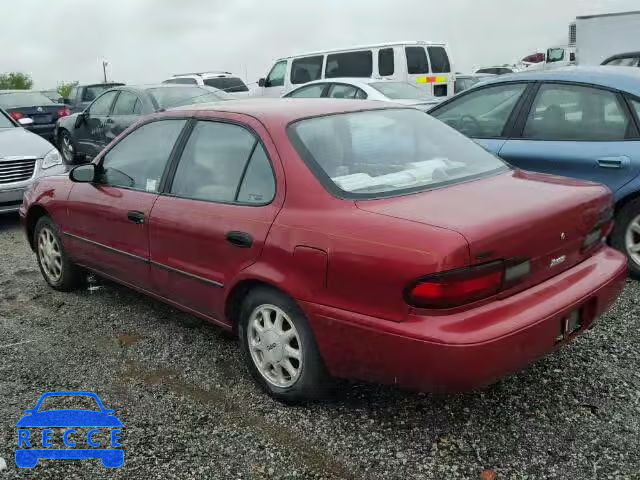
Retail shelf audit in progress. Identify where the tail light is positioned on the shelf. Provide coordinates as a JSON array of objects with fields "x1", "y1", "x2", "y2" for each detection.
[
  {"x1": 9, "y1": 111, "x2": 24, "y2": 121},
  {"x1": 582, "y1": 205, "x2": 614, "y2": 253},
  {"x1": 406, "y1": 259, "x2": 531, "y2": 309},
  {"x1": 57, "y1": 107, "x2": 71, "y2": 118}
]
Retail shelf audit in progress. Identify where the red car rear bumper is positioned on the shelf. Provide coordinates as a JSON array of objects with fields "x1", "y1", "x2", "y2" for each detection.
[{"x1": 302, "y1": 247, "x2": 627, "y2": 392}]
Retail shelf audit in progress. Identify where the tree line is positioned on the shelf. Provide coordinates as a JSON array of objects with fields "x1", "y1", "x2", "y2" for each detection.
[{"x1": 0, "y1": 72, "x2": 78, "y2": 99}]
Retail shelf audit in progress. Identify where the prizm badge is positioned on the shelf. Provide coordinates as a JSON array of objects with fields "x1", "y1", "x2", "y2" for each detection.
[{"x1": 550, "y1": 255, "x2": 567, "y2": 268}]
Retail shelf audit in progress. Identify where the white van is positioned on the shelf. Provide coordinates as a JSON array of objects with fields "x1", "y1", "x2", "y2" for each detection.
[{"x1": 255, "y1": 41, "x2": 455, "y2": 100}]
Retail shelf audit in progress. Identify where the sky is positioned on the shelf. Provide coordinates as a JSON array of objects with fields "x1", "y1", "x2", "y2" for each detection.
[{"x1": 2, "y1": 0, "x2": 639, "y2": 89}]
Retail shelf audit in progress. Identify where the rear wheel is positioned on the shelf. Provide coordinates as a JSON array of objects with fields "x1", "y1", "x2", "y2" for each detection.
[
  {"x1": 34, "y1": 216, "x2": 83, "y2": 291},
  {"x1": 238, "y1": 286, "x2": 331, "y2": 402},
  {"x1": 611, "y1": 198, "x2": 640, "y2": 279}
]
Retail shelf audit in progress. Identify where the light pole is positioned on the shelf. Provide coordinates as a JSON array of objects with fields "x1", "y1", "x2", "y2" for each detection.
[{"x1": 102, "y1": 60, "x2": 109, "y2": 83}]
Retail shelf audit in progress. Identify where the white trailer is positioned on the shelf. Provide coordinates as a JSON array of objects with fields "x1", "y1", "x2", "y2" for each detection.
[{"x1": 574, "y1": 10, "x2": 640, "y2": 65}]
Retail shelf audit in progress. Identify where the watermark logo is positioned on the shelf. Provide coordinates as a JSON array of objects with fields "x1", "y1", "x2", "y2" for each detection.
[{"x1": 15, "y1": 391, "x2": 123, "y2": 468}]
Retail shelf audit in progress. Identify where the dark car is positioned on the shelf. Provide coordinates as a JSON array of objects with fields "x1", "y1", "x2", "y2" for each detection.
[
  {"x1": 0, "y1": 90, "x2": 70, "y2": 142},
  {"x1": 55, "y1": 84, "x2": 228, "y2": 164},
  {"x1": 64, "y1": 83, "x2": 125, "y2": 113},
  {"x1": 21, "y1": 99, "x2": 626, "y2": 401},
  {"x1": 429, "y1": 66, "x2": 640, "y2": 276}
]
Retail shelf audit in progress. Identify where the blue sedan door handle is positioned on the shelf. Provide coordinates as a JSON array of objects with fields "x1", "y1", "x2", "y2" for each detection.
[{"x1": 596, "y1": 156, "x2": 630, "y2": 169}]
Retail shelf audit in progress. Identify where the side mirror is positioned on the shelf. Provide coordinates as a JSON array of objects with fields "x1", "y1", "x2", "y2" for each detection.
[
  {"x1": 74, "y1": 112, "x2": 87, "y2": 129},
  {"x1": 18, "y1": 117, "x2": 34, "y2": 126},
  {"x1": 258, "y1": 78, "x2": 266, "y2": 87},
  {"x1": 70, "y1": 163, "x2": 96, "y2": 183}
]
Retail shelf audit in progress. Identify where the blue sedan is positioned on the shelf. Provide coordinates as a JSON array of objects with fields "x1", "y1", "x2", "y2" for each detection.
[{"x1": 429, "y1": 66, "x2": 640, "y2": 277}]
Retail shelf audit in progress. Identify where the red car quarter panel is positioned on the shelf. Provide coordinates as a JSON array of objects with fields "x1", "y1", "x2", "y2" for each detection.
[{"x1": 20, "y1": 100, "x2": 628, "y2": 400}]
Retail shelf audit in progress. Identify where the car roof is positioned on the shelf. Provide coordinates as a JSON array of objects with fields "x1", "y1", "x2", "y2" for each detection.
[
  {"x1": 170, "y1": 98, "x2": 401, "y2": 123},
  {"x1": 480, "y1": 66, "x2": 640, "y2": 97}
]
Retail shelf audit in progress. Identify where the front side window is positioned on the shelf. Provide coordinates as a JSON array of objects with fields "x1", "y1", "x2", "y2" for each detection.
[
  {"x1": 289, "y1": 109, "x2": 506, "y2": 198},
  {"x1": 378, "y1": 48, "x2": 394, "y2": 76},
  {"x1": 286, "y1": 84, "x2": 326, "y2": 98},
  {"x1": 327, "y1": 84, "x2": 359, "y2": 99},
  {"x1": 326, "y1": 51, "x2": 373, "y2": 78},
  {"x1": 170, "y1": 121, "x2": 266, "y2": 203},
  {"x1": 604, "y1": 57, "x2": 640, "y2": 67},
  {"x1": 88, "y1": 91, "x2": 118, "y2": 116},
  {"x1": 431, "y1": 83, "x2": 527, "y2": 138},
  {"x1": 427, "y1": 47, "x2": 451, "y2": 73},
  {"x1": 405, "y1": 47, "x2": 429, "y2": 74},
  {"x1": 291, "y1": 56, "x2": 323, "y2": 84},
  {"x1": 100, "y1": 120, "x2": 187, "y2": 191},
  {"x1": 265, "y1": 61, "x2": 287, "y2": 87},
  {"x1": 523, "y1": 84, "x2": 630, "y2": 141},
  {"x1": 111, "y1": 91, "x2": 141, "y2": 115}
]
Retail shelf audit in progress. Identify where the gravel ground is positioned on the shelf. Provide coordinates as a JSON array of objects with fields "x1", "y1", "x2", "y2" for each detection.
[{"x1": 0, "y1": 214, "x2": 639, "y2": 480}]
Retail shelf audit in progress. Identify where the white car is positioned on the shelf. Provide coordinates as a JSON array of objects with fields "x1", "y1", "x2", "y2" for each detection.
[
  {"x1": 283, "y1": 78, "x2": 440, "y2": 110},
  {"x1": 163, "y1": 72, "x2": 250, "y2": 97}
]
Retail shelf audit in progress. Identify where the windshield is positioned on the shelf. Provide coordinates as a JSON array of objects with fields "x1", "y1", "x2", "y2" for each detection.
[
  {"x1": 203, "y1": 77, "x2": 249, "y2": 93},
  {"x1": 37, "y1": 395, "x2": 101, "y2": 412},
  {"x1": 0, "y1": 91, "x2": 54, "y2": 108},
  {"x1": 289, "y1": 108, "x2": 506, "y2": 198},
  {"x1": 370, "y1": 82, "x2": 432, "y2": 100},
  {"x1": 147, "y1": 87, "x2": 226, "y2": 109},
  {"x1": 0, "y1": 110, "x2": 15, "y2": 128}
]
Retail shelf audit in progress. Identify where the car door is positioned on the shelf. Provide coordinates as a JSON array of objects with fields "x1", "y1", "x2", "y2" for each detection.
[
  {"x1": 64, "y1": 119, "x2": 188, "y2": 290},
  {"x1": 429, "y1": 82, "x2": 530, "y2": 155},
  {"x1": 148, "y1": 116, "x2": 283, "y2": 321},
  {"x1": 259, "y1": 60, "x2": 288, "y2": 97},
  {"x1": 104, "y1": 90, "x2": 144, "y2": 145},
  {"x1": 75, "y1": 90, "x2": 118, "y2": 160},
  {"x1": 499, "y1": 82, "x2": 640, "y2": 195}
]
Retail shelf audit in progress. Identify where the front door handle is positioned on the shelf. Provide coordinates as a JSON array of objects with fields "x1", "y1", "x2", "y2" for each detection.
[
  {"x1": 104, "y1": 118, "x2": 114, "y2": 124},
  {"x1": 226, "y1": 231, "x2": 253, "y2": 248},
  {"x1": 127, "y1": 210, "x2": 145, "y2": 224},
  {"x1": 596, "y1": 156, "x2": 630, "y2": 169}
]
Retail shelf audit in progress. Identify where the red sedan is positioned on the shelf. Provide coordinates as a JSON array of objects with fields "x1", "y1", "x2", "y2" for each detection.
[{"x1": 20, "y1": 99, "x2": 627, "y2": 401}]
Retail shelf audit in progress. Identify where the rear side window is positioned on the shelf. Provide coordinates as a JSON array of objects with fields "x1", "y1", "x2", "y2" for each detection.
[
  {"x1": 170, "y1": 122, "x2": 262, "y2": 204},
  {"x1": 405, "y1": 47, "x2": 429, "y2": 74},
  {"x1": 291, "y1": 56, "x2": 323, "y2": 85},
  {"x1": 326, "y1": 51, "x2": 373, "y2": 78},
  {"x1": 327, "y1": 84, "x2": 360, "y2": 99},
  {"x1": 431, "y1": 83, "x2": 527, "y2": 138},
  {"x1": 523, "y1": 84, "x2": 630, "y2": 141},
  {"x1": 164, "y1": 78, "x2": 198, "y2": 85},
  {"x1": 237, "y1": 145, "x2": 276, "y2": 204},
  {"x1": 427, "y1": 47, "x2": 451, "y2": 73},
  {"x1": 204, "y1": 77, "x2": 249, "y2": 93},
  {"x1": 378, "y1": 48, "x2": 394, "y2": 76},
  {"x1": 100, "y1": 120, "x2": 187, "y2": 192}
]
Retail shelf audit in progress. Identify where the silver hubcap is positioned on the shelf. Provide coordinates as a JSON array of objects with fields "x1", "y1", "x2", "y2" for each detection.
[
  {"x1": 61, "y1": 134, "x2": 73, "y2": 161},
  {"x1": 38, "y1": 227, "x2": 62, "y2": 282},
  {"x1": 626, "y1": 214, "x2": 640, "y2": 267},
  {"x1": 248, "y1": 304, "x2": 302, "y2": 388}
]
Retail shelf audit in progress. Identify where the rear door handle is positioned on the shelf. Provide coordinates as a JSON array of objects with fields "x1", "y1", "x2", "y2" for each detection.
[
  {"x1": 596, "y1": 156, "x2": 630, "y2": 169},
  {"x1": 127, "y1": 210, "x2": 145, "y2": 224},
  {"x1": 226, "y1": 231, "x2": 253, "y2": 248}
]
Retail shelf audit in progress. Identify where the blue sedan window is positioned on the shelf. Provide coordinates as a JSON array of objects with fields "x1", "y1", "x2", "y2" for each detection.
[{"x1": 523, "y1": 84, "x2": 630, "y2": 141}]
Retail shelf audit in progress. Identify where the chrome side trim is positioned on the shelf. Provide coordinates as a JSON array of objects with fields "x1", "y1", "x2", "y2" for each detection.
[
  {"x1": 150, "y1": 261, "x2": 224, "y2": 288},
  {"x1": 63, "y1": 232, "x2": 149, "y2": 263}
]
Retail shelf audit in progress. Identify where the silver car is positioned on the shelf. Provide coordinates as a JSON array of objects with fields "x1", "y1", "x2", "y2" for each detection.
[{"x1": 0, "y1": 108, "x2": 65, "y2": 213}]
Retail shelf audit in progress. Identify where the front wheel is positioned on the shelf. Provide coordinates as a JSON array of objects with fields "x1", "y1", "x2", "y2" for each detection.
[
  {"x1": 611, "y1": 198, "x2": 640, "y2": 279},
  {"x1": 238, "y1": 287, "x2": 331, "y2": 402},
  {"x1": 58, "y1": 129, "x2": 77, "y2": 164},
  {"x1": 34, "y1": 216, "x2": 83, "y2": 291}
]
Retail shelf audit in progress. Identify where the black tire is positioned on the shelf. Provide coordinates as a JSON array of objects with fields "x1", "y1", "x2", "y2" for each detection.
[
  {"x1": 34, "y1": 216, "x2": 83, "y2": 291},
  {"x1": 58, "y1": 129, "x2": 77, "y2": 164},
  {"x1": 238, "y1": 286, "x2": 331, "y2": 402},
  {"x1": 611, "y1": 197, "x2": 640, "y2": 279}
]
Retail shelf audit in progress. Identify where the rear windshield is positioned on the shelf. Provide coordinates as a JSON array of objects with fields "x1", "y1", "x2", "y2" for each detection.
[
  {"x1": 203, "y1": 77, "x2": 249, "y2": 93},
  {"x1": 147, "y1": 87, "x2": 226, "y2": 109},
  {"x1": 289, "y1": 109, "x2": 506, "y2": 198},
  {"x1": 0, "y1": 92, "x2": 53, "y2": 108},
  {"x1": 82, "y1": 85, "x2": 122, "y2": 102},
  {"x1": 370, "y1": 82, "x2": 432, "y2": 100}
]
